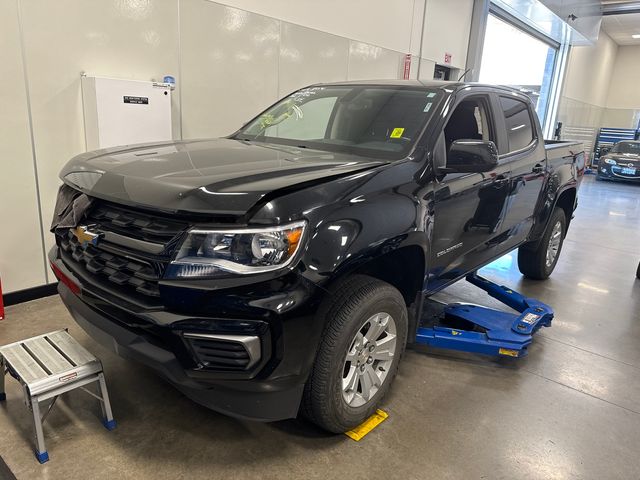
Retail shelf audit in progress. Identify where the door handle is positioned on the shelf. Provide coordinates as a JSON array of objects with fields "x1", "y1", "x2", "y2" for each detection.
[
  {"x1": 532, "y1": 163, "x2": 545, "y2": 174},
  {"x1": 493, "y1": 174, "x2": 510, "y2": 186}
]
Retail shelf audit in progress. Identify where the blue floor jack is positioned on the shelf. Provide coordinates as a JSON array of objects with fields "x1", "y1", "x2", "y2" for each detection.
[{"x1": 415, "y1": 272, "x2": 553, "y2": 358}]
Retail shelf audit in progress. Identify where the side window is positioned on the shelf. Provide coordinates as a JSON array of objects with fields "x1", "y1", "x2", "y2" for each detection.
[
  {"x1": 441, "y1": 97, "x2": 495, "y2": 167},
  {"x1": 264, "y1": 97, "x2": 338, "y2": 140},
  {"x1": 500, "y1": 96, "x2": 535, "y2": 153}
]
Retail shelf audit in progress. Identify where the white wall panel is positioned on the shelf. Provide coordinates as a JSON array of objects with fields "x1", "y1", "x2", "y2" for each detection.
[
  {"x1": 180, "y1": 0, "x2": 279, "y2": 138},
  {"x1": 278, "y1": 23, "x2": 349, "y2": 97},
  {"x1": 215, "y1": 0, "x2": 417, "y2": 54},
  {"x1": 19, "y1": 0, "x2": 180, "y2": 263},
  {"x1": 417, "y1": 59, "x2": 437, "y2": 81},
  {"x1": 563, "y1": 31, "x2": 617, "y2": 108},
  {"x1": 0, "y1": 0, "x2": 47, "y2": 293},
  {"x1": 347, "y1": 41, "x2": 405, "y2": 81},
  {"x1": 409, "y1": 0, "x2": 427, "y2": 56},
  {"x1": 605, "y1": 45, "x2": 640, "y2": 110},
  {"x1": 601, "y1": 108, "x2": 640, "y2": 129},
  {"x1": 421, "y1": 0, "x2": 473, "y2": 69},
  {"x1": 2, "y1": 0, "x2": 476, "y2": 293}
]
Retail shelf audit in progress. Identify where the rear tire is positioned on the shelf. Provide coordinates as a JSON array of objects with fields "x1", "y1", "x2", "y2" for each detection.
[
  {"x1": 636, "y1": 262, "x2": 640, "y2": 280},
  {"x1": 518, "y1": 207, "x2": 567, "y2": 280},
  {"x1": 301, "y1": 275, "x2": 407, "y2": 433}
]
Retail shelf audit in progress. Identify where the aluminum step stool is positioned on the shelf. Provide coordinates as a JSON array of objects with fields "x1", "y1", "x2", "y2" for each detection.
[{"x1": 0, "y1": 329, "x2": 116, "y2": 463}]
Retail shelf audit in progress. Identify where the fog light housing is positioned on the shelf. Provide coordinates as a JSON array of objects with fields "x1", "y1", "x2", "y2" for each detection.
[{"x1": 183, "y1": 332, "x2": 261, "y2": 370}]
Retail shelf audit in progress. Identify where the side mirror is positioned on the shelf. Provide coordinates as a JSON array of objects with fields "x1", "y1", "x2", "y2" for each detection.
[{"x1": 442, "y1": 140, "x2": 499, "y2": 174}]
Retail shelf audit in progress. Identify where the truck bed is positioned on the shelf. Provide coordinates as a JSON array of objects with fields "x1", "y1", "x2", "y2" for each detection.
[{"x1": 545, "y1": 140, "x2": 585, "y2": 176}]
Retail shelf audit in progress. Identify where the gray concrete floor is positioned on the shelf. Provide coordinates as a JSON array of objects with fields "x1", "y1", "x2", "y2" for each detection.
[{"x1": 1, "y1": 175, "x2": 639, "y2": 480}]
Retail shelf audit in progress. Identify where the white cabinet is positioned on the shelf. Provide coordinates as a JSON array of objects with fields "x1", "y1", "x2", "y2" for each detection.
[{"x1": 81, "y1": 76, "x2": 173, "y2": 150}]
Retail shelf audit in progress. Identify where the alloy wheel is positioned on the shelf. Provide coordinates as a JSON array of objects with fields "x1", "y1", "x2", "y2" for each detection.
[
  {"x1": 342, "y1": 312, "x2": 397, "y2": 408},
  {"x1": 546, "y1": 220, "x2": 563, "y2": 268}
]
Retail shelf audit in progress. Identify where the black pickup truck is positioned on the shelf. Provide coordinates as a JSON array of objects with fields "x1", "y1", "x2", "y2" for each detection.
[{"x1": 49, "y1": 81, "x2": 584, "y2": 432}]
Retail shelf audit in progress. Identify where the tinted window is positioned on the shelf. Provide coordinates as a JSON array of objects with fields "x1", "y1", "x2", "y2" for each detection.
[
  {"x1": 444, "y1": 98, "x2": 495, "y2": 149},
  {"x1": 500, "y1": 96, "x2": 534, "y2": 153},
  {"x1": 441, "y1": 97, "x2": 495, "y2": 168}
]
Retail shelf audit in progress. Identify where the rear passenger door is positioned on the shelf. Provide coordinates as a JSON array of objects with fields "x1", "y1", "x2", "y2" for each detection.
[{"x1": 494, "y1": 94, "x2": 547, "y2": 248}]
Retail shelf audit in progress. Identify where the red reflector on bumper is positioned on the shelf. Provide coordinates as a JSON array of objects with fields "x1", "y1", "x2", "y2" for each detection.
[{"x1": 50, "y1": 262, "x2": 81, "y2": 295}]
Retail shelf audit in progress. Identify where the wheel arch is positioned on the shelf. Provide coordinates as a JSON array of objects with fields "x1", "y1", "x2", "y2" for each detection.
[
  {"x1": 554, "y1": 186, "x2": 577, "y2": 233},
  {"x1": 332, "y1": 245, "x2": 426, "y2": 342}
]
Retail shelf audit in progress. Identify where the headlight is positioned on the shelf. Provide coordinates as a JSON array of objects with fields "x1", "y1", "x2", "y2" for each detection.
[
  {"x1": 165, "y1": 220, "x2": 306, "y2": 278},
  {"x1": 603, "y1": 158, "x2": 616, "y2": 165}
]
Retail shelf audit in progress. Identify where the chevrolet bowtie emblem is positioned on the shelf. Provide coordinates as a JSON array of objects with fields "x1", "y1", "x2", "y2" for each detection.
[{"x1": 71, "y1": 225, "x2": 102, "y2": 247}]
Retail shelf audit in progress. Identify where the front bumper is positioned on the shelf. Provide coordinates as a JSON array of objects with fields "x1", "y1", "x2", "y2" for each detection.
[
  {"x1": 49, "y1": 247, "x2": 325, "y2": 422},
  {"x1": 597, "y1": 162, "x2": 640, "y2": 182}
]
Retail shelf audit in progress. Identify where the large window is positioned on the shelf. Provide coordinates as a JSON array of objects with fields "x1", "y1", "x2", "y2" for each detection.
[
  {"x1": 479, "y1": 12, "x2": 558, "y2": 127},
  {"x1": 237, "y1": 86, "x2": 442, "y2": 159}
]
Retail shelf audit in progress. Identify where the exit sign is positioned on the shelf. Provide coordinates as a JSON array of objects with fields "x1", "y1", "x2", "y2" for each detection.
[{"x1": 444, "y1": 53, "x2": 452, "y2": 64}]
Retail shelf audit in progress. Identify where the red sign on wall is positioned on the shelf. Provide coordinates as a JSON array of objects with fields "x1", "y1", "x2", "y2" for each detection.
[
  {"x1": 444, "y1": 52, "x2": 452, "y2": 65},
  {"x1": 403, "y1": 54, "x2": 412, "y2": 80}
]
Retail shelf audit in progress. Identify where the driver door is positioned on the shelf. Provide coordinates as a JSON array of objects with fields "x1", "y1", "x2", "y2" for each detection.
[{"x1": 427, "y1": 93, "x2": 512, "y2": 291}]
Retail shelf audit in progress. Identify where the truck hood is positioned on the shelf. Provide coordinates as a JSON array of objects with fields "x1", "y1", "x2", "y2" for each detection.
[{"x1": 60, "y1": 138, "x2": 386, "y2": 217}]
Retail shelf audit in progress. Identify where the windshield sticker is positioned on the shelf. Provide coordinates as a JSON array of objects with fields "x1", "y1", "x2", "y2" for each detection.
[
  {"x1": 427, "y1": 92, "x2": 436, "y2": 98},
  {"x1": 390, "y1": 128, "x2": 405, "y2": 139},
  {"x1": 424, "y1": 103, "x2": 433, "y2": 113}
]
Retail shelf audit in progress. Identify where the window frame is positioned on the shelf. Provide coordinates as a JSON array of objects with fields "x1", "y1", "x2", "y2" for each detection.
[
  {"x1": 445, "y1": 94, "x2": 498, "y2": 154},
  {"x1": 495, "y1": 93, "x2": 539, "y2": 159},
  {"x1": 432, "y1": 91, "x2": 499, "y2": 172}
]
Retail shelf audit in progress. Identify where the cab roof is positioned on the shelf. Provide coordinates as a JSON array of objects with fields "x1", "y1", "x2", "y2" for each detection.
[{"x1": 312, "y1": 79, "x2": 526, "y2": 95}]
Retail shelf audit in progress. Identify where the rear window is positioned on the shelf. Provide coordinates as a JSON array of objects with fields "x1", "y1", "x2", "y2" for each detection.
[{"x1": 500, "y1": 96, "x2": 535, "y2": 153}]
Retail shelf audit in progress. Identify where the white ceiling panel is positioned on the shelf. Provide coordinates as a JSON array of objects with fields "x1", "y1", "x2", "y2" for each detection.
[{"x1": 602, "y1": 12, "x2": 640, "y2": 44}]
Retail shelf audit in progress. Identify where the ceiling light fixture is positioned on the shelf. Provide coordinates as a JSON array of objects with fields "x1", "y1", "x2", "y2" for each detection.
[{"x1": 633, "y1": 34, "x2": 640, "y2": 39}]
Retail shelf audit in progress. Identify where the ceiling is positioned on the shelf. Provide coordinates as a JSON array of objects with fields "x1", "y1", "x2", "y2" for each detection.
[
  {"x1": 600, "y1": 1, "x2": 640, "y2": 45},
  {"x1": 602, "y1": 12, "x2": 640, "y2": 44}
]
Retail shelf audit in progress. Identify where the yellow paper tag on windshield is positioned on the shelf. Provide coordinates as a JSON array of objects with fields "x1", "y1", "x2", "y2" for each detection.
[{"x1": 390, "y1": 128, "x2": 405, "y2": 138}]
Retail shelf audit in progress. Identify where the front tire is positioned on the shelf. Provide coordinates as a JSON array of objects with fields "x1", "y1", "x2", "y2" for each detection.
[
  {"x1": 517, "y1": 207, "x2": 567, "y2": 280},
  {"x1": 301, "y1": 275, "x2": 408, "y2": 433}
]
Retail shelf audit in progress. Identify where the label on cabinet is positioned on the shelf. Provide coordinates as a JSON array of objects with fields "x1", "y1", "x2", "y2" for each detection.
[{"x1": 123, "y1": 96, "x2": 149, "y2": 105}]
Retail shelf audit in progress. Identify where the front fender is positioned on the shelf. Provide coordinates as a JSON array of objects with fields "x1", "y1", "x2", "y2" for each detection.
[{"x1": 299, "y1": 191, "x2": 429, "y2": 288}]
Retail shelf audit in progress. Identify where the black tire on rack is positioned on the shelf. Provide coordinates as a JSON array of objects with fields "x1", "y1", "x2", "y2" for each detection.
[
  {"x1": 517, "y1": 207, "x2": 567, "y2": 280},
  {"x1": 301, "y1": 275, "x2": 407, "y2": 433}
]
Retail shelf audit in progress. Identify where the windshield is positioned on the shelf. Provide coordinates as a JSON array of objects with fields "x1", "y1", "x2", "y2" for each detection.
[
  {"x1": 611, "y1": 141, "x2": 640, "y2": 155},
  {"x1": 234, "y1": 85, "x2": 442, "y2": 159}
]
